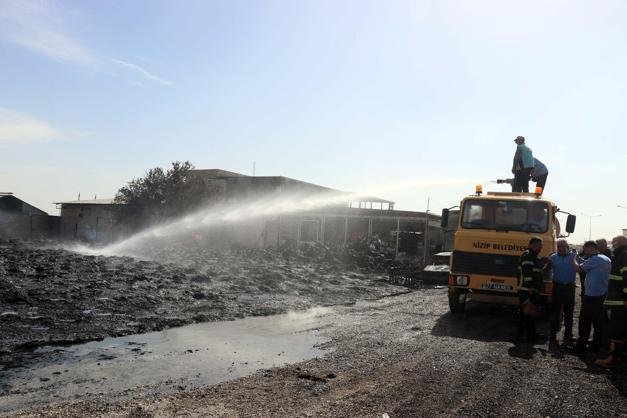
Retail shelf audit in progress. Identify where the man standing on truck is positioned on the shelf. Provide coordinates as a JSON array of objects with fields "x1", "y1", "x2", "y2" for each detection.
[
  {"x1": 517, "y1": 237, "x2": 545, "y2": 342},
  {"x1": 595, "y1": 235, "x2": 627, "y2": 367},
  {"x1": 531, "y1": 158, "x2": 548, "y2": 193},
  {"x1": 575, "y1": 240, "x2": 611, "y2": 355},
  {"x1": 512, "y1": 136, "x2": 534, "y2": 193},
  {"x1": 547, "y1": 240, "x2": 577, "y2": 350}
]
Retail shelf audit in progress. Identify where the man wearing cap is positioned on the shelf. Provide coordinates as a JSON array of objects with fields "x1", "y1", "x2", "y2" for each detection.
[
  {"x1": 511, "y1": 136, "x2": 534, "y2": 193},
  {"x1": 531, "y1": 158, "x2": 548, "y2": 193},
  {"x1": 575, "y1": 240, "x2": 612, "y2": 355}
]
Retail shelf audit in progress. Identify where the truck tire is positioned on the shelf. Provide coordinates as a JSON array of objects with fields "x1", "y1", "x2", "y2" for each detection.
[{"x1": 449, "y1": 288, "x2": 466, "y2": 314}]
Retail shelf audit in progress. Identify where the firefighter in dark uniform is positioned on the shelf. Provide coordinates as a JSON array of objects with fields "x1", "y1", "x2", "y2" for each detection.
[
  {"x1": 517, "y1": 236, "x2": 545, "y2": 342},
  {"x1": 595, "y1": 235, "x2": 627, "y2": 367}
]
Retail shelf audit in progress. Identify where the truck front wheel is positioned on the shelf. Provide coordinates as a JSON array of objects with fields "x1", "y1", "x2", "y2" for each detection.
[{"x1": 448, "y1": 288, "x2": 466, "y2": 314}]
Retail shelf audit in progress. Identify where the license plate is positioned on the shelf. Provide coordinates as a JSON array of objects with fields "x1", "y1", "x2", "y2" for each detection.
[{"x1": 481, "y1": 282, "x2": 512, "y2": 291}]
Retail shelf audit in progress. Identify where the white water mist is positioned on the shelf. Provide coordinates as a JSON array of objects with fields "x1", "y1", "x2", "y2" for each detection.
[{"x1": 72, "y1": 177, "x2": 478, "y2": 257}]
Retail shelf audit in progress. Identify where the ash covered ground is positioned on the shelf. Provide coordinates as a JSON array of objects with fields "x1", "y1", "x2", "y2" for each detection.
[
  {"x1": 0, "y1": 239, "x2": 404, "y2": 366},
  {"x1": 11, "y1": 291, "x2": 627, "y2": 418}
]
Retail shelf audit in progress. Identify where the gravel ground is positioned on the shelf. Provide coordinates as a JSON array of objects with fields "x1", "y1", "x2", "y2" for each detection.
[
  {"x1": 11, "y1": 290, "x2": 627, "y2": 418},
  {"x1": 0, "y1": 239, "x2": 400, "y2": 367}
]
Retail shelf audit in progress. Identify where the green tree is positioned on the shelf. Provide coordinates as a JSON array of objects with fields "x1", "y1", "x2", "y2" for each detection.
[{"x1": 114, "y1": 161, "x2": 213, "y2": 230}]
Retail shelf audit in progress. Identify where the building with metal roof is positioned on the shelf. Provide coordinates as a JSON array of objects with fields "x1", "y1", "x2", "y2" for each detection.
[
  {"x1": 49, "y1": 169, "x2": 442, "y2": 260},
  {"x1": 1, "y1": 193, "x2": 48, "y2": 216},
  {"x1": 188, "y1": 169, "x2": 438, "y2": 259},
  {"x1": 0, "y1": 193, "x2": 58, "y2": 239},
  {"x1": 53, "y1": 198, "x2": 116, "y2": 206},
  {"x1": 190, "y1": 169, "x2": 395, "y2": 210},
  {"x1": 54, "y1": 199, "x2": 118, "y2": 242}
]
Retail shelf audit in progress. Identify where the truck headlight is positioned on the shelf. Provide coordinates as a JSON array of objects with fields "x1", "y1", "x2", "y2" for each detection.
[{"x1": 455, "y1": 275, "x2": 469, "y2": 286}]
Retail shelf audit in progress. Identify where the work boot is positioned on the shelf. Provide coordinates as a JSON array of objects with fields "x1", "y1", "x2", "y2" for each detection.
[
  {"x1": 595, "y1": 355, "x2": 620, "y2": 368},
  {"x1": 596, "y1": 341, "x2": 623, "y2": 368}
]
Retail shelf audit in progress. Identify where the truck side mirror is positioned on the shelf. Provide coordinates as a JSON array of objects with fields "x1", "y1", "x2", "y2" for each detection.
[
  {"x1": 441, "y1": 208, "x2": 449, "y2": 228},
  {"x1": 566, "y1": 214, "x2": 576, "y2": 233}
]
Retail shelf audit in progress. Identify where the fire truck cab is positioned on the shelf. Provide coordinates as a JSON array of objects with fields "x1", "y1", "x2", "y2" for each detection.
[{"x1": 441, "y1": 186, "x2": 576, "y2": 313}]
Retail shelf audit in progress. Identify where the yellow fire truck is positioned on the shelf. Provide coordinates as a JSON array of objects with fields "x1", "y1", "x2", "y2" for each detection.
[{"x1": 441, "y1": 185, "x2": 576, "y2": 313}]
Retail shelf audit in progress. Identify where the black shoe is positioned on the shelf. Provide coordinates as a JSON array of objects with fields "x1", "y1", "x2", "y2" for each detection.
[
  {"x1": 549, "y1": 340, "x2": 560, "y2": 354},
  {"x1": 575, "y1": 344, "x2": 586, "y2": 357}
]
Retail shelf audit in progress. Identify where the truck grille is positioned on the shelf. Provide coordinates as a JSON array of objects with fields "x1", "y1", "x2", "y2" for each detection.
[{"x1": 451, "y1": 251, "x2": 519, "y2": 278}]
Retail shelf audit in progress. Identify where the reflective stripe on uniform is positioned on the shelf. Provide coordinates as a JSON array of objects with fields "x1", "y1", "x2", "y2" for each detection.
[
  {"x1": 521, "y1": 261, "x2": 535, "y2": 266},
  {"x1": 609, "y1": 274, "x2": 623, "y2": 281},
  {"x1": 532, "y1": 268, "x2": 541, "y2": 272},
  {"x1": 604, "y1": 300, "x2": 625, "y2": 306},
  {"x1": 523, "y1": 277, "x2": 534, "y2": 282},
  {"x1": 518, "y1": 286, "x2": 528, "y2": 291},
  {"x1": 620, "y1": 266, "x2": 627, "y2": 273}
]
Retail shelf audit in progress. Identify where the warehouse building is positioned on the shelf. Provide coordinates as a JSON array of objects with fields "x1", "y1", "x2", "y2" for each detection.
[
  {"x1": 52, "y1": 169, "x2": 444, "y2": 261},
  {"x1": 54, "y1": 199, "x2": 118, "y2": 243},
  {"x1": 190, "y1": 169, "x2": 442, "y2": 260},
  {"x1": 0, "y1": 193, "x2": 59, "y2": 239}
]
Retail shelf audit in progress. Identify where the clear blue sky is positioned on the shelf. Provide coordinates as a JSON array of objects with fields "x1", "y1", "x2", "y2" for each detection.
[{"x1": 1, "y1": 0, "x2": 625, "y2": 243}]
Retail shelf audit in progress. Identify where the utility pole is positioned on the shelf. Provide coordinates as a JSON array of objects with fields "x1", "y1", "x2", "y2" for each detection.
[
  {"x1": 581, "y1": 212, "x2": 602, "y2": 241},
  {"x1": 253, "y1": 161, "x2": 256, "y2": 176}
]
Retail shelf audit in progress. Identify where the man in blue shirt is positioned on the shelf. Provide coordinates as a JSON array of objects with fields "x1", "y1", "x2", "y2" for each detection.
[
  {"x1": 531, "y1": 158, "x2": 549, "y2": 193},
  {"x1": 511, "y1": 136, "x2": 534, "y2": 193},
  {"x1": 575, "y1": 240, "x2": 612, "y2": 355},
  {"x1": 548, "y1": 239, "x2": 577, "y2": 349}
]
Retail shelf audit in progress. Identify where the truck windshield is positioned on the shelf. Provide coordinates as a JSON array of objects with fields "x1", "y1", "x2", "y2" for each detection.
[{"x1": 461, "y1": 199, "x2": 549, "y2": 233}]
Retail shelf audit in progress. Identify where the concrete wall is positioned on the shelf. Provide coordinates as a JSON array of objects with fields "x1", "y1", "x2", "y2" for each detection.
[
  {"x1": 0, "y1": 212, "x2": 59, "y2": 240},
  {"x1": 59, "y1": 205, "x2": 117, "y2": 243}
]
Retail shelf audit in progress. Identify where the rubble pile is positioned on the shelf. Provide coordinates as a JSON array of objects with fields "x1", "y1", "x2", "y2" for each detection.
[
  {"x1": 136, "y1": 240, "x2": 395, "y2": 274},
  {"x1": 0, "y1": 239, "x2": 401, "y2": 364}
]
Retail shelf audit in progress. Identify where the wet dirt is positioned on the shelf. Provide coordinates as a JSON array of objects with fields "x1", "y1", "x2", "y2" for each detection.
[
  {"x1": 0, "y1": 239, "x2": 404, "y2": 366},
  {"x1": 0, "y1": 306, "x2": 333, "y2": 415},
  {"x1": 10, "y1": 290, "x2": 627, "y2": 417}
]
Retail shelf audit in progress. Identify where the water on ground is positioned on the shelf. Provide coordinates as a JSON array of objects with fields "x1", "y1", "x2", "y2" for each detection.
[{"x1": 0, "y1": 307, "x2": 333, "y2": 415}]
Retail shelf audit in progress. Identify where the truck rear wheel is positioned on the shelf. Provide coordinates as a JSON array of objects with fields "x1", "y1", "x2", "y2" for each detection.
[{"x1": 449, "y1": 288, "x2": 466, "y2": 314}]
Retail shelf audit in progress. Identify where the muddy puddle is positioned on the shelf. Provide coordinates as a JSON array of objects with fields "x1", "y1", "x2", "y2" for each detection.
[{"x1": 0, "y1": 307, "x2": 334, "y2": 415}]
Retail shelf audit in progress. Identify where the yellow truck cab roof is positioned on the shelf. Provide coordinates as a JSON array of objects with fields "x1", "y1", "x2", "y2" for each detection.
[{"x1": 463, "y1": 191, "x2": 555, "y2": 205}]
